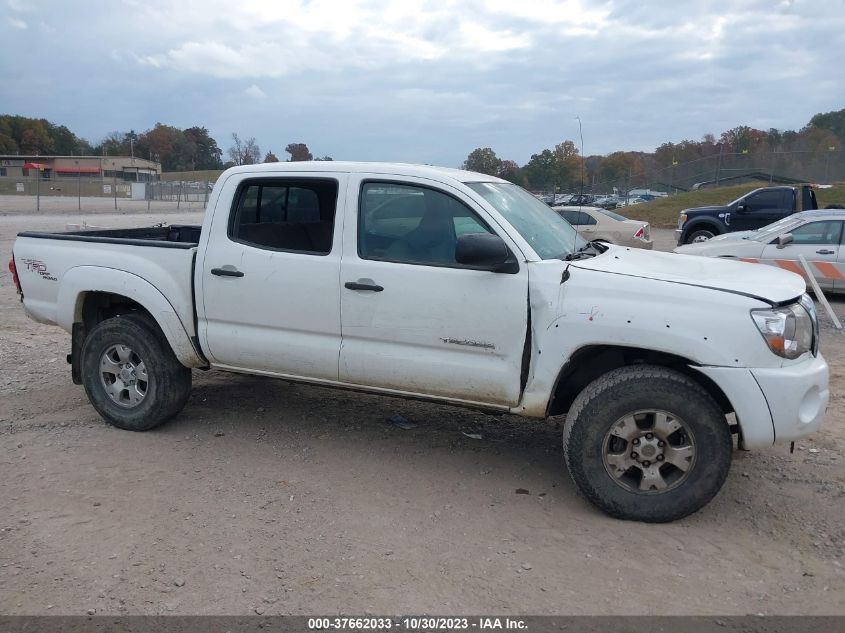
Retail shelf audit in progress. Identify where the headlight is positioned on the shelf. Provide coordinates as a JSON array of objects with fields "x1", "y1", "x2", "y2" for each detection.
[
  {"x1": 751, "y1": 298, "x2": 814, "y2": 359},
  {"x1": 678, "y1": 213, "x2": 687, "y2": 229}
]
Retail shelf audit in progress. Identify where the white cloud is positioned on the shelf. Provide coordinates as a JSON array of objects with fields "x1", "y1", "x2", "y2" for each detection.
[
  {"x1": 8, "y1": 16, "x2": 27, "y2": 29},
  {"x1": 7, "y1": 0, "x2": 32, "y2": 12},
  {"x1": 244, "y1": 84, "x2": 266, "y2": 99},
  {"x1": 1, "y1": 0, "x2": 844, "y2": 164}
]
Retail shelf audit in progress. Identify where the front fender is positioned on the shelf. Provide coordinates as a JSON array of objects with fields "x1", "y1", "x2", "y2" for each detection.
[{"x1": 57, "y1": 266, "x2": 205, "y2": 368}]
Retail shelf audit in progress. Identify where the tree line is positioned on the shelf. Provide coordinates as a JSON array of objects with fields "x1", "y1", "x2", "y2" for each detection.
[
  {"x1": 0, "y1": 114, "x2": 331, "y2": 172},
  {"x1": 3, "y1": 106, "x2": 843, "y2": 182},
  {"x1": 464, "y1": 106, "x2": 845, "y2": 192}
]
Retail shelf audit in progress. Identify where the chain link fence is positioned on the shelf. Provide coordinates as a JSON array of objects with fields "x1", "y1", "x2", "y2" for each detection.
[
  {"x1": 588, "y1": 149, "x2": 845, "y2": 197},
  {"x1": 0, "y1": 176, "x2": 211, "y2": 214}
]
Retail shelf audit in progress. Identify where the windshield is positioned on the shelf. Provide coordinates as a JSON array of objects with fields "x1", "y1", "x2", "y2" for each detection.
[
  {"x1": 751, "y1": 215, "x2": 805, "y2": 242},
  {"x1": 466, "y1": 182, "x2": 586, "y2": 259}
]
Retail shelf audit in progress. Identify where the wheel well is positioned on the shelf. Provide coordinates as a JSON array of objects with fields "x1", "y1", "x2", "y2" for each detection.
[
  {"x1": 78, "y1": 292, "x2": 155, "y2": 332},
  {"x1": 687, "y1": 222, "x2": 720, "y2": 237},
  {"x1": 547, "y1": 345, "x2": 733, "y2": 417}
]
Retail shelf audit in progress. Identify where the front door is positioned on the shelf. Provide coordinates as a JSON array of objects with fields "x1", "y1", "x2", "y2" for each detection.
[
  {"x1": 338, "y1": 176, "x2": 529, "y2": 407},
  {"x1": 732, "y1": 189, "x2": 791, "y2": 231},
  {"x1": 199, "y1": 175, "x2": 345, "y2": 380},
  {"x1": 760, "y1": 219, "x2": 844, "y2": 290}
]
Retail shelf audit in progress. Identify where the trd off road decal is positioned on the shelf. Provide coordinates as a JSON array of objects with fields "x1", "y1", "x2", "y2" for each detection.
[{"x1": 21, "y1": 258, "x2": 57, "y2": 281}]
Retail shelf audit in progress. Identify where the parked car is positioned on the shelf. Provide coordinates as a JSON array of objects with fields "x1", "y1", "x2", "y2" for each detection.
[
  {"x1": 10, "y1": 161, "x2": 827, "y2": 523},
  {"x1": 675, "y1": 185, "x2": 820, "y2": 245},
  {"x1": 553, "y1": 205, "x2": 653, "y2": 249},
  {"x1": 675, "y1": 209, "x2": 845, "y2": 292},
  {"x1": 564, "y1": 193, "x2": 596, "y2": 206}
]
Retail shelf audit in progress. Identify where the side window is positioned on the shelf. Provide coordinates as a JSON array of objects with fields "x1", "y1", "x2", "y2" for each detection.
[
  {"x1": 359, "y1": 182, "x2": 492, "y2": 266},
  {"x1": 579, "y1": 211, "x2": 598, "y2": 226},
  {"x1": 788, "y1": 221, "x2": 843, "y2": 245},
  {"x1": 745, "y1": 190, "x2": 783, "y2": 212},
  {"x1": 230, "y1": 179, "x2": 338, "y2": 254}
]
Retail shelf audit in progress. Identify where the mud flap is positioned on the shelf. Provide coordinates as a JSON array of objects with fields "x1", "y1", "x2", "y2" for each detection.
[{"x1": 69, "y1": 321, "x2": 85, "y2": 385}]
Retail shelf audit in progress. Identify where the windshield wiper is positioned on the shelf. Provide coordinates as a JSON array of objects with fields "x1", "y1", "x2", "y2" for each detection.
[{"x1": 561, "y1": 240, "x2": 607, "y2": 261}]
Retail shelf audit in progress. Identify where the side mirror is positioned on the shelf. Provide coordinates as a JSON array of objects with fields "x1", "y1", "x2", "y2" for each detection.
[
  {"x1": 777, "y1": 233, "x2": 793, "y2": 248},
  {"x1": 736, "y1": 203, "x2": 748, "y2": 213},
  {"x1": 455, "y1": 233, "x2": 518, "y2": 273}
]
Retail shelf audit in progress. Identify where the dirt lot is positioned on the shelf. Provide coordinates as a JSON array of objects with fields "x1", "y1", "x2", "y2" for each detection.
[{"x1": 0, "y1": 204, "x2": 843, "y2": 616}]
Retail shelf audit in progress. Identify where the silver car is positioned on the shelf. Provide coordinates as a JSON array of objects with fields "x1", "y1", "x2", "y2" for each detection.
[{"x1": 674, "y1": 209, "x2": 845, "y2": 292}]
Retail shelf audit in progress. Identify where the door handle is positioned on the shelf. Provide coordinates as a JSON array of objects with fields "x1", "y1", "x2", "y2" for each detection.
[
  {"x1": 211, "y1": 267, "x2": 244, "y2": 277},
  {"x1": 345, "y1": 281, "x2": 384, "y2": 292},
  {"x1": 816, "y1": 249, "x2": 835, "y2": 255}
]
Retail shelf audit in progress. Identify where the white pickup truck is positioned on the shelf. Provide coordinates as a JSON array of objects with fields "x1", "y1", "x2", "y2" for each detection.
[{"x1": 10, "y1": 162, "x2": 829, "y2": 522}]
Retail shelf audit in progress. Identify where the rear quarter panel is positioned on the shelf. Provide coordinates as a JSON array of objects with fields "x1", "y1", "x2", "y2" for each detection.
[{"x1": 13, "y1": 235, "x2": 202, "y2": 365}]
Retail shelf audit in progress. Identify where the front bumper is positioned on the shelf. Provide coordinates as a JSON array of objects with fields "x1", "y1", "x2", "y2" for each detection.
[
  {"x1": 674, "y1": 228, "x2": 683, "y2": 245},
  {"x1": 751, "y1": 353, "x2": 829, "y2": 443},
  {"x1": 693, "y1": 353, "x2": 828, "y2": 449}
]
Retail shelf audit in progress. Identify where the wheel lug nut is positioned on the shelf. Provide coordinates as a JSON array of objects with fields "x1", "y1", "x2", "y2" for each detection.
[
  {"x1": 643, "y1": 460, "x2": 650, "y2": 467},
  {"x1": 657, "y1": 441, "x2": 665, "y2": 447},
  {"x1": 646, "y1": 433, "x2": 653, "y2": 440},
  {"x1": 630, "y1": 452, "x2": 638, "y2": 459},
  {"x1": 656, "y1": 455, "x2": 664, "y2": 462},
  {"x1": 632, "y1": 438, "x2": 640, "y2": 445}
]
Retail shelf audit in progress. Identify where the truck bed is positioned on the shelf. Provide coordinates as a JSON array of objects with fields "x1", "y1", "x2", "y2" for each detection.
[
  {"x1": 17, "y1": 224, "x2": 202, "y2": 248},
  {"x1": 13, "y1": 226, "x2": 201, "y2": 355}
]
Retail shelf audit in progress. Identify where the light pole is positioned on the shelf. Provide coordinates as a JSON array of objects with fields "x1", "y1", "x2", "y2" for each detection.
[{"x1": 576, "y1": 116, "x2": 585, "y2": 201}]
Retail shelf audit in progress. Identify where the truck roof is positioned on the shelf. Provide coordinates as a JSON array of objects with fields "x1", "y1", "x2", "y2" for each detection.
[{"x1": 222, "y1": 161, "x2": 509, "y2": 185}]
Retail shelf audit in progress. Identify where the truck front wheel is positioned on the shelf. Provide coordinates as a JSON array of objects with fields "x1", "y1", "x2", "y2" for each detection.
[
  {"x1": 685, "y1": 228, "x2": 716, "y2": 243},
  {"x1": 563, "y1": 365, "x2": 732, "y2": 522},
  {"x1": 81, "y1": 314, "x2": 192, "y2": 431}
]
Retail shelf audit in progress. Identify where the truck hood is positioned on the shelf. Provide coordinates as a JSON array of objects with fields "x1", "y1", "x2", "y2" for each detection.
[{"x1": 569, "y1": 246, "x2": 805, "y2": 304}]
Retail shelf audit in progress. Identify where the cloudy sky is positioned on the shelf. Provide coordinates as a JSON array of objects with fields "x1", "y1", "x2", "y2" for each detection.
[{"x1": 2, "y1": 0, "x2": 844, "y2": 165}]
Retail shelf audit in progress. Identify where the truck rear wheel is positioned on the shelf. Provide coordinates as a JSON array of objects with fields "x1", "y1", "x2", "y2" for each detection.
[
  {"x1": 563, "y1": 365, "x2": 732, "y2": 522},
  {"x1": 81, "y1": 313, "x2": 191, "y2": 431}
]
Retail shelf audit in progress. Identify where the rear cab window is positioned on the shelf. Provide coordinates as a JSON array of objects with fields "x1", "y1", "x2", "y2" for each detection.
[{"x1": 229, "y1": 178, "x2": 339, "y2": 254}]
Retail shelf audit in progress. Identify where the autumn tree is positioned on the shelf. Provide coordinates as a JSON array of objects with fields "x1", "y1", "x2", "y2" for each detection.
[
  {"x1": 463, "y1": 147, "x2": 501, "y2": 175},
  {"x1": 285, "y1": 143, "x2": 313, "y2": 161},
  {"x1": 497, "y1": 159, "x2": 524, "y2": 185},
  {"x1": 0, "y1": 133, "x2": 17, "y2": 153},
  {"x1": 552, "y1": 140, "x2": 582, "y2": 190}
]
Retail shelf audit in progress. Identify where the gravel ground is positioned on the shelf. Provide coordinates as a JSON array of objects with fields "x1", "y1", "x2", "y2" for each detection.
[{"x1": 0, "y1": 206, "x2": 842, "y2": 615}]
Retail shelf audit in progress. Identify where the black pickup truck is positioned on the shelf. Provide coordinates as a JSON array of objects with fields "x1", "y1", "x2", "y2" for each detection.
[{"x1": 675, "y1": 185, "x2": 819, "y2": 245}]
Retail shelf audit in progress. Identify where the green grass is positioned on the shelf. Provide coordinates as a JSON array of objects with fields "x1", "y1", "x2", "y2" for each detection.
[
  {"x1": 160, "y1": 170, "x2": 224, "y2": 182},
  {"x1": 624, "y1": 183, "x2": 845, "y2": 227}
]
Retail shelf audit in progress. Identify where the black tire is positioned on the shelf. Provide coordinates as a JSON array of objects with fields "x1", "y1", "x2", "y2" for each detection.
[
  {"x1": 563, "y1": 365, "x2": 732, "y2": 522},
  {"x1": 684, "y1": 228, "x2": 717, "y2": 244},
  {"x1": 81, "y1": 313, "x2": 192, "y2": 431}
]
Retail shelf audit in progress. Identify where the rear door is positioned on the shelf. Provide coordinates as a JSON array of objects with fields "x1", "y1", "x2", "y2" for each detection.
[
  {"x1": 338, "y1": 175, "x2": 529, "y2": 406},
  {"x1": 760, "y1": 219, "x2": 844, "y2": 290},
  {"x1": 198, "y1": 174, "x2": 345, "y2": 380}
]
